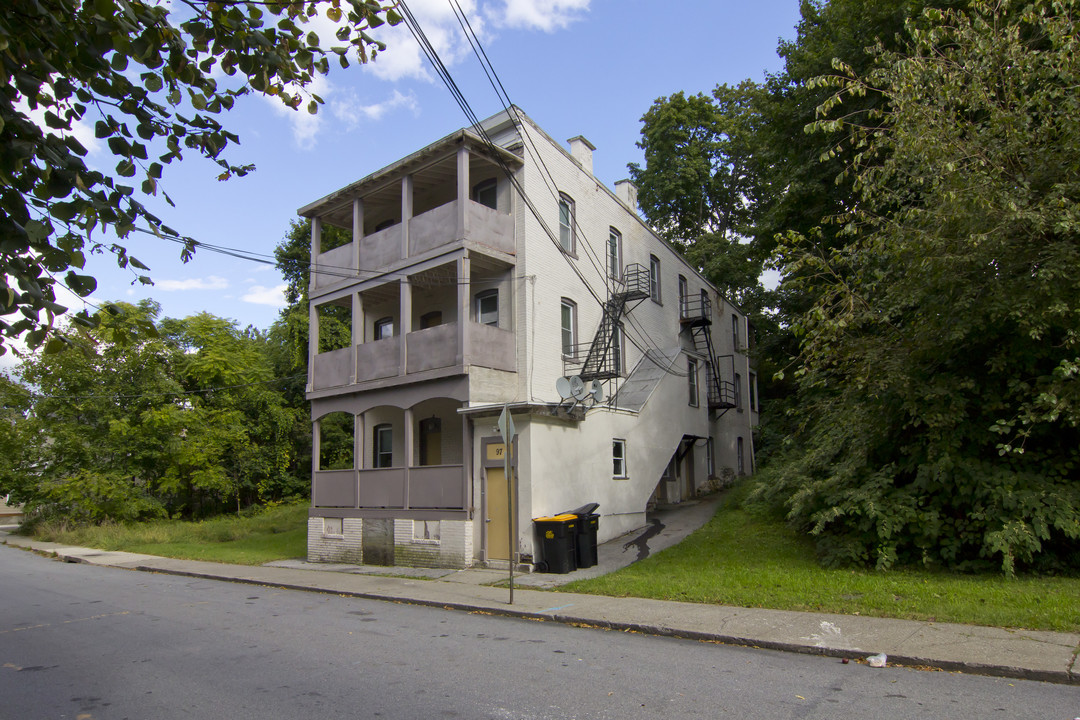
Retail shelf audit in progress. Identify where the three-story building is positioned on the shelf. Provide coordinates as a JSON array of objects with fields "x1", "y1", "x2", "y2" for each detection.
[{"x1": 300, "y1": 108, "x2": 757, "y2": 569}]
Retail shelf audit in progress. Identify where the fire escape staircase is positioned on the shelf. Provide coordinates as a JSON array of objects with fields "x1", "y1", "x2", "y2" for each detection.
[
  {"x1": 574, "y1": 264, "x2": 650, "y2": 382},
  {"x1": 680, "y1": 294, "x2": 737, "y2": 416}
]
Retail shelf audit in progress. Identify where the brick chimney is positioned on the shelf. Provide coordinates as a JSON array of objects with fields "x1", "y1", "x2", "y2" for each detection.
[
  {"x1": 615, "y1": 179, "x2": 638, "y2": 211},
  {"x1": 567, "y1": 136, "x2": 595, "y2": 175}
]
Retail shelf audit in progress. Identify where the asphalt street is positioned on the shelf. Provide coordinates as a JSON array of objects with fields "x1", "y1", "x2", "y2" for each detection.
[{"x1": 1, "y1": 545, "x2": 1076, "y2": 719}]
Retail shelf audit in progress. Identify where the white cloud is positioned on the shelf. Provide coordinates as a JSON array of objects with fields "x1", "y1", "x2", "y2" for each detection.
[
  {"x1": 241, "y1": 284, "x2": 288, "y2": 307},
  {"x1": 498, "y1": 0, "x2": 590, "y2": 31},
  {"x1": 155, "y1": 275, "x2": 229, "y2": 291},
  {"x1": 261, "y1": 73, "x2": 331, "y2": 150},
  {"x1": 364, "y1": 0, "x2": 484, "y2": 82},
  {"x1": 332, "y1": 89, "x2": 419, "y2": 129}
]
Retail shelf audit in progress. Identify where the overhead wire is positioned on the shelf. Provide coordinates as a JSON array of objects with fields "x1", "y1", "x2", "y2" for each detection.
[{"x1": 440, "y1": 0, "x2": 687, "y2": 375}]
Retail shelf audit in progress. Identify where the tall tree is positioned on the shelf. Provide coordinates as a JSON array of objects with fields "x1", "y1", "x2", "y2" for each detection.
[
  {"x1": 630, "y1": 83, "x2": 766, "y2": 306},
  {"x1": 761, "y1": 0, "x2": 1080, "y2": 572},
  {"x1": 0, "y1": 0, "x2": 399, "y2": 356}
]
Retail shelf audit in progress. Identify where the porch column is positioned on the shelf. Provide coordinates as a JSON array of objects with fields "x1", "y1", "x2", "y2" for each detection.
[
  {"x1": 351, "y1": 292, "x2": 364, "y2": 384},
  {"x1": 354, "y1": 412, "x2": 365, "y2": 471},
  {"x1": 462, "y1": 412, "x2": 473, "y2": 519},
  {"x1": 456, "y1": 145, "x2": 469, "y2": 239},
  {"x1": 403, "y1": 406, "x2": 414, "y2": 508},
  {"x1": 399, "y1": 278, "x2": 412, "y2": 375},
  {"x1": 307, "y1": 302, "x2": 318, "y2": 391},
  {"x1": 401, "y1": 174, "x2": 413, "y2": 259},
  {"x1": 457, "y1": 253, "x2": 470, "y2": 366},
  {"x1": 311, "y1": 417, "x2": 321, "y2": 479},
  {"x1": 352, "y1": 198, "x2": 363, "y2": 275},
  {"x1": 309, "y1": 217, "x2": 322, "y2": 291}
]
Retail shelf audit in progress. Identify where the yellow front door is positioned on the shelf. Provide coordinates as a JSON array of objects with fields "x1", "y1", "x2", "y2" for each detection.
[{"x1": 486, "y1": 467, "x2": 509, "y2": 561}]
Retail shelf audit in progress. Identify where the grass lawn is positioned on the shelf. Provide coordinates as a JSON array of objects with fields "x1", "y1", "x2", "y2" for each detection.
[
  {"x1": 28, "y1": 503, "x2": 309, "y2": 566},
  {"x1": 560, "y1": 483, "x2": 1080, "y2": 633}
]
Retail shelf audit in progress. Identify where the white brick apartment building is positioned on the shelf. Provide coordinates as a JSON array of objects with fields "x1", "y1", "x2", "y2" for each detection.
[{"x1": 299, "y1": 107, "x2": 758, "y2": 570}]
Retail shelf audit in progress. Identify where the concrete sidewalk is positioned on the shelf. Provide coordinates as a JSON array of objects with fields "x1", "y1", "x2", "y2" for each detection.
[{"x1": 2, "y1": 511, "x2": 1077, "y2": 686}]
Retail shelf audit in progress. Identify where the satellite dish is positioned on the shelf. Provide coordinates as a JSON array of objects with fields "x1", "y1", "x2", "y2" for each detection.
[
  {"x1": 591, "y1": 380, "x2": 605, "y2": 403},
  {"x1": 569, "y1": 375, "x2": 587, "y2": 400},
  {"x1": 555, "y1": 376, "x2": 573, "y2": 400}
]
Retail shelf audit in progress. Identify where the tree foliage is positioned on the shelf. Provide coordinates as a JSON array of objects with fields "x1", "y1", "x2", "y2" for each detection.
[
  {"x1": 0, "y1": 0, "x2": 399, "y2": 355},
  {"x1": 630, "y1": 84, "x2": 766, "y2": 306},
  {"x1": 759, "y1": 0, "x2": 1080, "y2": 572},
  {"x1": 1, "y1": 301, "x2": 307, "y2": 522}
]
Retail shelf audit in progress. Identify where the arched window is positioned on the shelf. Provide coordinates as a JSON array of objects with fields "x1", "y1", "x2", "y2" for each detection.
[
  {"x1": 607, "y1": 228, "x2": 622, "y2": 281},
  {"x1": 558, "y1": 193, "x2": 575, "y2": 254},
  {"x1": 374, "y1": 317, "x2": 394, "y2": 340}
]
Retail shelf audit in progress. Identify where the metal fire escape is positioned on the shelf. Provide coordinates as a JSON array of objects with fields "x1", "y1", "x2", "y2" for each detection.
[
  {"x1": 679, "y1": 293, "x2": 737, "y2": 415},
  {"x1": 569, "y1": 264, "x2": 650, "y2": 381}
]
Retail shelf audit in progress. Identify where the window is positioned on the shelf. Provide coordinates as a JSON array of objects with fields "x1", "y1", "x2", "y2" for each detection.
[
  {"x1": 475, "y1": 289, "x2": 499, "y2": 327},
  {"x1": 649, "y1": 255, "x2": 661, "y2": 303},
  {"x1": 472, "y1": 178, "x2": 497, "y2": 210},
  {"x1": 560, "y1": 299, "x2": 577, "y2": 358},
  {"x1": 737, "y1": 437, "x2": 745, "y2": 475},
  {"x1": 558, "y1": 193, "x2": 575, "y2": 253},
  {"x1": 688, "y1": 357, "x2": 699, "y2": 407},
  {"x1": 374, "y1": 317, "x2": 394, "y2": 340},
  {"x1": 373, "y1": 424, "x2": 393, "y2": 468},
  {"x1": 735, "y1": 372, "x2": 743, "y2": 409},
  {"x1": 612, "y1": 439, "x2": 627, "y2": 478},
  {"x1": 420, "y1": 311, "x2": 442, "y2": 329},
  {"x1": 749, "y1": 372, "x2": 758, "y2": 412},
  {"x1": 678, "y1": 275, "x2": 688, "y2": 318},
  {"x1": 607, "y1": 228, "x2": 622, "y2": 281},
  {"x1": 732, "y1": 314, "x2": 741, "y2": 350},
  {"x1": 706, "y1": 437, "x2": 715, "y2": 478}
]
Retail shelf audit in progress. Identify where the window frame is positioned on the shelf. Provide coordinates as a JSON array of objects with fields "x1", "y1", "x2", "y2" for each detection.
[
  {"x1": 419, "y1": 311, "x2": 442, "y2": 329},
  {"x1": 607, "y1": 227, "x2": 622, "y2": 281},
  {"x1": 749, "y1": 371, "x2": 758, "y2": 412},
  {"x1": 737, "y1": 437, "x2": 745, "y2": 475},
  {"x1": 373, "y1": 423, "x2": 393, "y2": 469},
  {"x1": 735, "y1": 372, "x2": 743, "y2": 410},
  {"x1": 612, "y1": 438, "x2": 627, "y2": 478},
  {"x1": 649, "y1": 255, "x2": 661, "y2": 304},
  {"x1": 475, "y1": 289, "x2": 499, "y2": 327},
  {"x1": 678, "y1": 275, "x2": 689, "y2": 319},
  {"x1": 560, "y1": 298, "x2": 577, "y2": 359},
  {"x1": 472, "y1": 178, "x2": 497, "y2": 210},
  {"x1": 373, "y1": 316, "x2": 394, "y2": 340},
  {"x1": 558, "y1": 193, "x2": 576, "y2": 255},
  {"x1": 688, "y1": 357, "x2": 699, "y2": 407},
  {"x1": 732, "y1": 313, "x2": 741, "y2": 351}
]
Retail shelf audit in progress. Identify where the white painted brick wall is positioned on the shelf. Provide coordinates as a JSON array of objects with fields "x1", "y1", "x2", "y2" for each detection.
[{"x1": 307, "y1": 516, "x2": 363, "y2": 563}]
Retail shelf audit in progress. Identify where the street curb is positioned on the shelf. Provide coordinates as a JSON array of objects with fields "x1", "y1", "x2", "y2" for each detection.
[
  {"x1": 8, "y1": 538, "x2": 1077, "y2": 687},
  {"x1": 124, "y1": 560, "x2": 1078, "y2": 687}
]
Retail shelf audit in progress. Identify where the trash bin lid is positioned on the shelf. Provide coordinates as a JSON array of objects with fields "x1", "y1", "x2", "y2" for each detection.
[
  {"x1": 564, "y1": 503, "x2": 599, "y2": 515},
  {"x1": 533, "y1": 514, "x2": 577, "y2": 522}
]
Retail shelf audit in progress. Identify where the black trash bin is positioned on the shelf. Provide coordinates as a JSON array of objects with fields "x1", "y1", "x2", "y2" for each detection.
[
  {"x1": 566, "y1": 503, "x2": 600, "y2": 569},
  {"x1": 533, "y1": 514, "x2": 577, "y2": 573}
]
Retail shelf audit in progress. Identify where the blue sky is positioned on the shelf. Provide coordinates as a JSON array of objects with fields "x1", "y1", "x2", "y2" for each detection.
[{"x1": 49, "y1": 0, "x2": 805, "y2": 343}]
